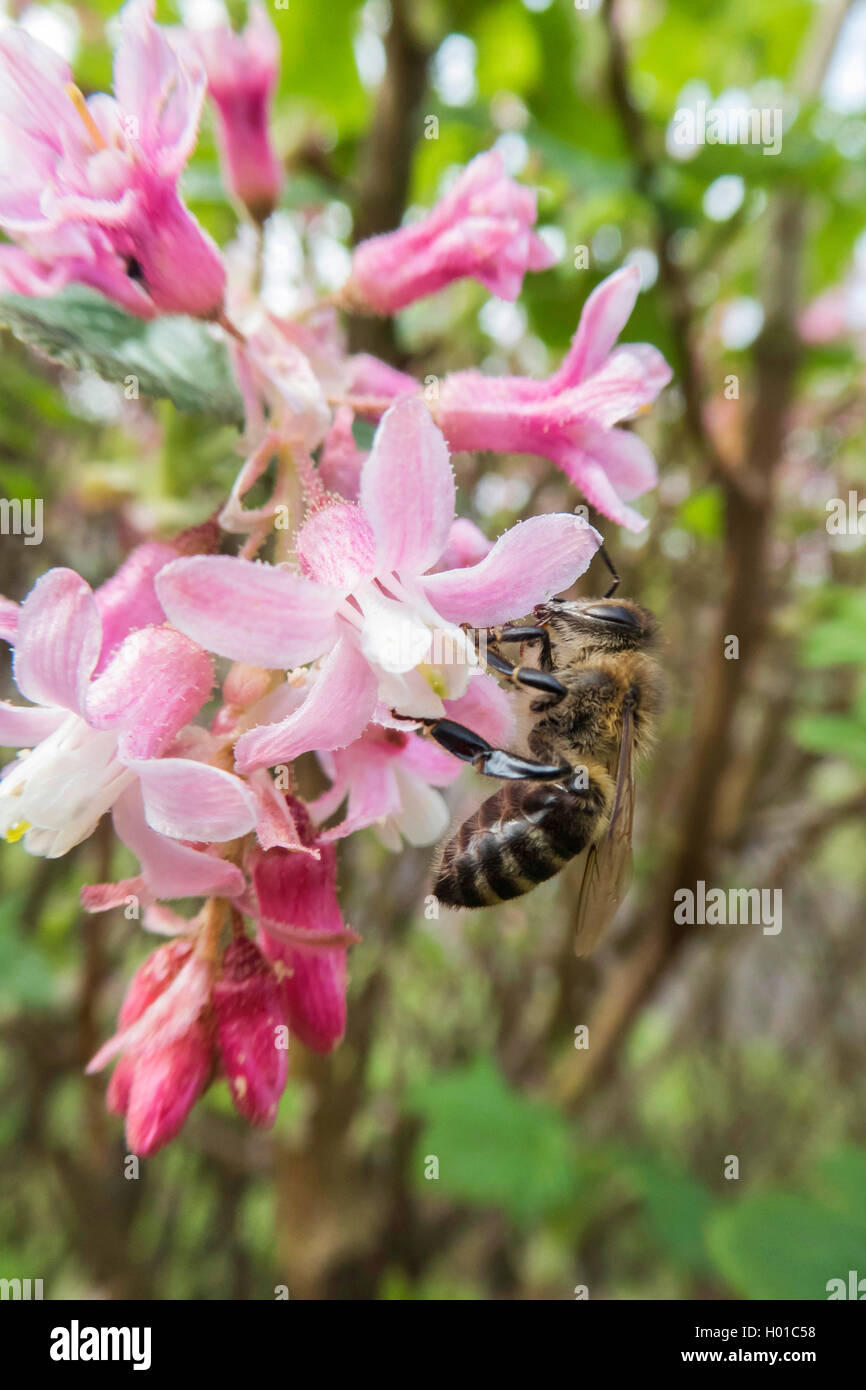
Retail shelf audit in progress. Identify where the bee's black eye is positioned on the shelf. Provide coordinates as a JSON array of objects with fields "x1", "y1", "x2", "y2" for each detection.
[{"x1": 583, "y1": 603, "x2": 640, "y2": 628}]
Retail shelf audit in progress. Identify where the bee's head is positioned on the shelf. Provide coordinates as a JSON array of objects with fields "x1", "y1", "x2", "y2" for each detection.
[{"x1": 534, "y1": 596, "x2": 658, "y2": 652}]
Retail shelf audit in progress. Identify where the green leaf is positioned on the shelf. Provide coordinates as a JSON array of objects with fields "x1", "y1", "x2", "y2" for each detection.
[
  {"x1": 791, "y1": 713, "x2": 866, "y2": 767},
  {"x1": 274, "y1": 0, "x2": 368, "y2": 136},
  {"x1": 677, "y1": 487, "x2": 724, "y2": 539},
  {"x1": 706, "y1": 1193, "x2": 866, "y2": 1299},
  {"x1": 801, "y1": 590, "x2": 866, "y2": 668},
  {"x1": 472, "y1": 2, "x2": 542, "y2": 98},
  {"x1": 815, "y1": 1148, "x2": 866, "y2": 1227},
  {"x1": 0, "y1": 898, "x2": 58, "y2": 1010},
  {"x1": 0, "y1": 288, "x2": 243, "y2": 425},
  {"x1": 409, "y1": 1057, "x2": 580, "y2": 1224},
  {"x1": 626, "y1": 1156, "x2": 715, "y2": 1272}
]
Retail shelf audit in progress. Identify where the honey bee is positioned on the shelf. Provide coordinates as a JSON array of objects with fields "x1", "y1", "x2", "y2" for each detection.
[{"x1": 412, "y1": 555, "x2": 661, "y2": 953}]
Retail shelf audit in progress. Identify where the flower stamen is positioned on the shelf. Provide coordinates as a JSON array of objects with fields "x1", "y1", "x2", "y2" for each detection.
[{"x1": 64, "y1": 83, "x2": 107, "y2": 150}]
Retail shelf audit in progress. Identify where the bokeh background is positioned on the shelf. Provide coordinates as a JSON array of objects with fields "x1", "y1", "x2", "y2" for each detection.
[{"x1": 1, "y1": 0, "x2": 866, "y2": 1300}]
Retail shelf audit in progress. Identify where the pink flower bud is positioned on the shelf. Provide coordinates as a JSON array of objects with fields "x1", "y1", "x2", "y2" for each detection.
[
  {"x1": 252, "y1": 822, "x2": 355, "y2": 1056},
  {"x1": 125, "y1": 1020, "x2": 213, "y2": 1157},
  {"x1": 106, "y1": 1054, "x2": 135, "y2": 1117},
  {"x1": 223, "y1": 662, "x2": 273, "y2": 709},
  {"x1": 212, "y1": 936, "x2": 288, "y2": 1128},
  {"x1": 195, "y1": 3, "x2": 283, "y2": 222},
  {"x1": 122, "y1": 181, "x2": 227, "y2": 318},
  {"x1": 346, "y1": 151, "x2": 556, "y2": 314},
  {"x1": 118, "y1": 939, "x2": 194, "y2": 1028},
  {"x1": 104, "y1": 938, "x2": 194, "y2": 1122},
  {"x1": 280, "y1": 943, "x2": 347, "y2": 1056}
]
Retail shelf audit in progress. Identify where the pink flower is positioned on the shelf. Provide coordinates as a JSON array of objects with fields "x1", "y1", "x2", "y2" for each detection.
[
  {"x1": 310, "y1": 675, "x2": 514, "y2": 848},
  {"x1": 312, "y1": 723, "x2": 460, "y2": 849},
  {"x1": 212, "y1": 935, "x2": 288, "y2": 1128},
  {"x1": 318, "y1": 406, "x2": 367, "y2": 501},
  {"x1": 800, "y1": 284, "x2": 866, "y2": 345},
  {"x1": 345, "y1": 150, "x2": 556, "y2": 314},
  {"x1": 0, "y1": 0, "x2": 225, "y2": 318},
  {"x1": 250, "y1": 805, "x2": 359, "y2": 1054},
  {"x1": 0, "y1": 566, "x2": 257, "y2": 859},
  {"x1": 88, "y1": 938, "x2": 214, "y2": 1155},
  {"x1": 194, "y1": 2, "x2": 283, "y2": 223},
  {"x1": 156, "y1": 397, "x2": 601, "y2": 767},
  {"x1": 433, "y1": 266, "x2": 672, "y2": 531}
]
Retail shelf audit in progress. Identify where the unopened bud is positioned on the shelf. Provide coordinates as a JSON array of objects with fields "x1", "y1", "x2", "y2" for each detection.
[
  {"x1": 125, "y1": 1021, "x2": 213, "y2": 1156},
  {"x1": 212, "y1": 936, "x2": 289, "y2": 1127}
]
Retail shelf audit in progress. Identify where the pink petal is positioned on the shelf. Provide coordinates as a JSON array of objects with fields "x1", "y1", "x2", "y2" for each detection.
[
  {"x1": 119, "y1": 938, "x2": 195, "y2": 1027},
  {"x1": 114, "y1": 0, "x2": 205, "y2": 177},
  {"x1": 349, "y1": 353, "x2": 417, "y2": 400},
  {"x1": 81, "y1": 876, "x2": 149, "y2": 914},
  {"x1": 0, "y1": 701, "x2": 67, "y2": 747},
  {"x1": 142, "y1": 904, "x2": 199, "y2": 936},
  {"x1": 398, "y1": 732, "x2": 464, "y2": 787},
  {"x1": 13, "y1": 569, "x2": 102, "y2": 713},
  {"x1": 565, "y1": 344, "x2": 672, "y2": 428},
  {"x1": 315, "y1": 744, "x2": 402, "y2": 841},
  {"x1": 134, "y1": 757, "x2": 258, "y2": 842},
  {"x1": 0, "y1": 596, "x2": 19, "y2": 644},
  {"x1": 607, "y1": 342, "x2": 673, "y2": 401},
  {"x1": 318, "y1": 407, "x2": 366, "y2": 501},
  {"x1": 356, "y1": 582, "x2": 433, "y2": 674},
  {"x1": 88, "y1": 952, "x2": 212, "y2": 1073},
  {"x1": 251, "y1": 840, "x2": 357, "y2": 946},
  {"x1": 212, "y1": 936, "x2": 288, "y2": 1128},
  {"x1": 568, "y1": 421, "x2": 659, "y2": 502},
  {"x1": 551, "y1": 449, "x2": 650, "y2": 533},
  {"x1": 86, "y1": 626, "x2": 213, "y2": 759},
  {"x1": 248, "y1": 768, "x2": 319, "y2": 854},
  {"x1": 800, "y1": 286, "x2": 850, "y2": 344},
  {"x1": 421, "y1": 514, "x2": 602, "y2": 626},
  {"x1": 360, "y1": 398, "x2": 455, "y2": 575},
  {"x1": 296, "y1": 501, "x2": 377, "y2": 589},
  {"x1": 443, "y1": 672, "x2": 516, "y2": 748},
  {"x1": 106, "y1": 1056, "x2": 135, "y2": 1117},
  {"x1": 0, "y1": 25, "x2": 75, "y2": 146},
  {"x1": 391, "y1": 766, "x2": 450, "y2": 845},
  {"x1": 434, "y1": 517, "x2": 494, "y2": 572},
  {"x1": 112, "y1": 783, "x2": 245, "y2": 901},
  {"x1": 234, "y1": 637, "x2": 378, "y2": 773},
  {"x1": 157, "y1": 555, "x2": 339, "y2": 667},
  {"x1": 124, "y1": 1021, "x2": 212, "y2": 1156},
  {"x1": 94, "y1": 541, "x2": 176, "y2": 671},
  {"x1": 551, "y1": 266, "x2": 641, "y2": 389},
  {"x1": 280, "y1": 946, "x2": 348, "y2": 1054}
]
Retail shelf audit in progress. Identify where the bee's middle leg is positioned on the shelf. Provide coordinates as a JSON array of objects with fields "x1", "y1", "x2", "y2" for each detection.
[{"x1": 400, "y1": 715, "x2": 572, "y2": 782}]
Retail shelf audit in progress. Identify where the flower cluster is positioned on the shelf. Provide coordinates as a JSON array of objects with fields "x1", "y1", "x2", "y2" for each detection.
[{"x1": 0, "y1": 1, "x2": 671, "y2": 1153}]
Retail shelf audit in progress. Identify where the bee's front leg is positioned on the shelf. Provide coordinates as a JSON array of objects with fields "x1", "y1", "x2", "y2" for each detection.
[{"x1": 480, "y1": 622, "x2": 553, "y2": 669}]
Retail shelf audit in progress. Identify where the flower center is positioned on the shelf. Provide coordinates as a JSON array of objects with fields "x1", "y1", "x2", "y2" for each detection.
[{"x1": 0, "y1": 715, "x2": 133, "y2": 858}]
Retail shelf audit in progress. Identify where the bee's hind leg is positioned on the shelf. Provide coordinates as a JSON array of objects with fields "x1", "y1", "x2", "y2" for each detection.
[{"x1": 397, "y1": 715, "x2": 572, "y2": 782}]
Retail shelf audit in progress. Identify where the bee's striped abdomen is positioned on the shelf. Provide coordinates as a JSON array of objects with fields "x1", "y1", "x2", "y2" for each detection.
[{"x1": 434, "y1": 777, "x2": 610, "y2": 909}]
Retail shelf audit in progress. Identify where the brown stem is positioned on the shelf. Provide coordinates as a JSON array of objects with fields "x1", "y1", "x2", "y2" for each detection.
[{"x1": 347, "y1": 0, "x2": 431, "y2": 361}]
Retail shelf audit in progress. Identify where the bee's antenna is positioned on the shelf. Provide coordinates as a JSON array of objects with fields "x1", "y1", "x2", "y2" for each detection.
[{"x1": 598, "y1": 545, "x2": 620, "y2": 598}]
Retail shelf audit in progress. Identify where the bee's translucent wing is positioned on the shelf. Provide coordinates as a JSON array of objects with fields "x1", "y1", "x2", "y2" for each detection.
[{"x1": 574, "y1": 691, "x2": 636, "y2": 956}]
